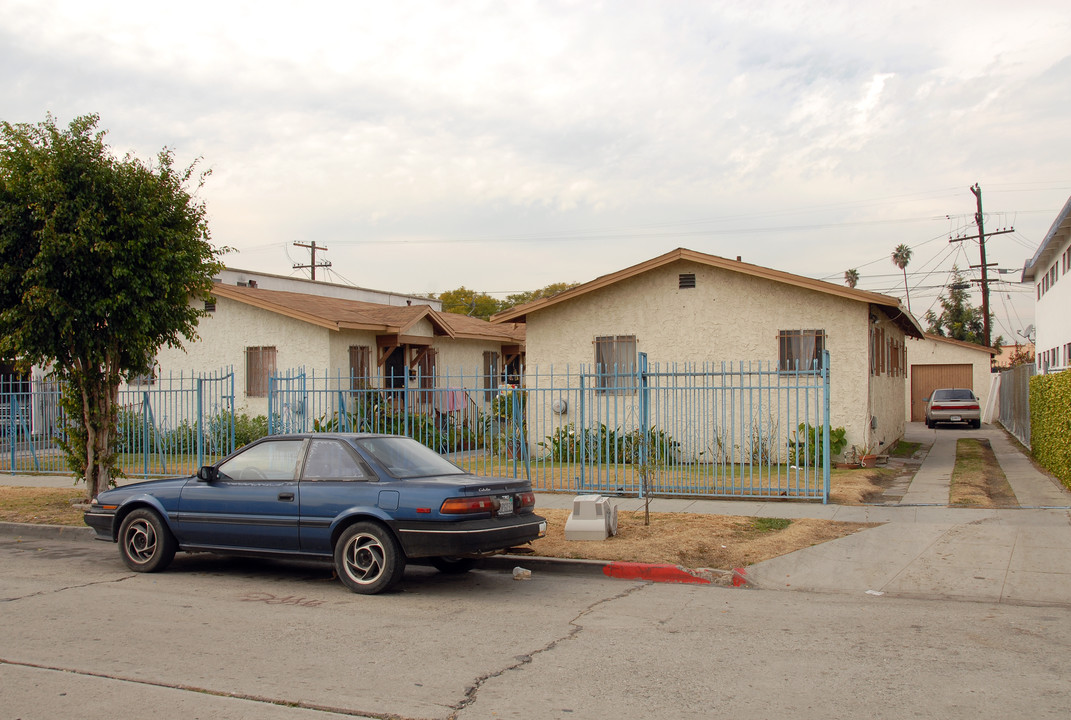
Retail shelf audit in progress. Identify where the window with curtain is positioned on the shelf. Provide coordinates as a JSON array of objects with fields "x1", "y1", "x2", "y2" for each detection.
[
  {"x1": 778, "y1": 330, "x2": 825, "y2": 373},
  {"x1": 594, "y1": 335, "x2": 637, "y2": 394},
  {"x1": 483, "y1": 350, "x2": 499, "y2": 400}
]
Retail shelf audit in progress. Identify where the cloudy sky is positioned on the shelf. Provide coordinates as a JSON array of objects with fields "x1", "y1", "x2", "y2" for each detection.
[{"x1": 4, "y1": 0, "x2": 1069, "y2": 342}]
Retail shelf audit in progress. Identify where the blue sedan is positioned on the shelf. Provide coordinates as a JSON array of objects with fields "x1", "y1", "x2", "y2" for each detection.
[{"x1": 85, "y1": 434, "x2": 546, "y2": 594}]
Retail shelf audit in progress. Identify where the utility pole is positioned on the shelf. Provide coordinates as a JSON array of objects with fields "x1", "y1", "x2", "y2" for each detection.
[
  {"x1": 948, "y1": 184, "x2": 1014, "y2": 348},
  {"x1": 293, "y1": 241, "x2": 332, "y2": 280},
  {"x1": 971, "y1": 184, "x2": 991, "y2": 348}
]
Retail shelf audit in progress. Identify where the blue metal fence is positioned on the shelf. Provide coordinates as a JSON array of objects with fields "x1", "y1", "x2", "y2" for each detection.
[
  {"x1": 1, "y1": 370, "x2": 235, "y2": 478},
  {"x1": 256, "y1": 354, "x2": 830, "y2": 501},
  {"x1": 1, "y1": 358, "x2": 830, "y2": 501}
]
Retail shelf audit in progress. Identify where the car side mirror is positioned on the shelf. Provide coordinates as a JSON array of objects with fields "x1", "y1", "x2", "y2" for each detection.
[{"x1": 197, "y1": 466, "x2": 219, "y2": 483}]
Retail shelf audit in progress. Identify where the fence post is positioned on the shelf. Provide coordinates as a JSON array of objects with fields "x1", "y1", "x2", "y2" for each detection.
[
  {"x1": 196, "y1": 377, "x2": 205, "y2": 469},
  {"x1": 578, "y1": 372, "x2": 586, "y2": 489},
  {"x1": 638, "y1": 352, "x2": 649, "y2": 498},
  {"x1": 822, "y1": 349, "x2": 831, "y2": 504}
]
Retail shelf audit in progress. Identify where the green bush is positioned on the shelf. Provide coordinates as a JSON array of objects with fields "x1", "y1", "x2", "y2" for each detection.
[
  {"x1": 234, "y1": 413, "x2": 270, "y2": 448},
  {"x1": 539, "y1": 423, "x2": 679, "y2": 465},
  {"x1": 788, "y1": 423, "x2": 847, "y2": 467},
  {"x1": 1030, "y1": 370, "x2": 1071, "y2": 489}
]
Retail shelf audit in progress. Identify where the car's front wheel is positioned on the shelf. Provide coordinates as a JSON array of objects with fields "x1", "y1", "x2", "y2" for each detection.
[
  {"x1": 118, "y1": 508, "x2": 177, "y2": 573},
  {"x1": 430, "y1": 556, "x2": 477, "y2": 574},
  {"x1": 334, "y1": 522, "x2": 406, "y2": 594}
]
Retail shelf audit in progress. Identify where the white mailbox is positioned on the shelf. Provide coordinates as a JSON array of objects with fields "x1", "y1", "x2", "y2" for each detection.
[{"x1": 564, "y1": 495, "x2": 619, "y2": 541}]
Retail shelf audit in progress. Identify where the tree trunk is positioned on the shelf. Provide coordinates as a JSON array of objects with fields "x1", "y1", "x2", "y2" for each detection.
[{"x1": 75, "y1": 359, "x2": 120, "y2": 500}]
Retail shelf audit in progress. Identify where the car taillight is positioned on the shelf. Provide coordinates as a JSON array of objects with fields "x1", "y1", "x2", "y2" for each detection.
[
  {"x1": 517, "y1": 492, "x2": 536, "y2": 508},
  {"x1": 440, "y1": 496, "x2": 494, "y2": 514}
]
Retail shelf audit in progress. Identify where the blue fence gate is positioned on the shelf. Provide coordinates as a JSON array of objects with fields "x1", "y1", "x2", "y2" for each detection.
[{"x1": 262, "y1": 353, "x2": 831, "y2": 502}]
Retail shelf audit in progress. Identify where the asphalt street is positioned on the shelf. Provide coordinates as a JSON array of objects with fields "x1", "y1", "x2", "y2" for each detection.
[
  {"x1": 2, "y1": 532, "x2": 1070, "y2": 720},
  {"x1": 1, "y1": 422, "x2": 1070, "y2": 718}
]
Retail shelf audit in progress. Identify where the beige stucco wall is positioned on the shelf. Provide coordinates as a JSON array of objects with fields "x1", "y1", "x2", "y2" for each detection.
[
  {"x1": 154, "y1": 298, "x2": 333, "y2": 416},
  {"x1": 524, "y1": 260, "x2": 905, "y2": 456},
  {"x1": 153, "y1": 299, "x2": 511, "y2": 416},
  {"x1": 867, "y1": 313, "x2": 908, "y2": 456},
  {"x1": 905, "y1": 336, "x2": 994, "y2": 420}
]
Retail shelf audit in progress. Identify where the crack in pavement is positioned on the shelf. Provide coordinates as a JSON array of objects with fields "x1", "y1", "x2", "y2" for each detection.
[
  {"x1": 447, "y1": 582, "x2": 648, "y2": 719},
  {"x1": 0, "y1": 658, "x2": 405, "y2": 719},
  {"x1": 0, "y1": 573, "x2": 138, "y2": 602}
]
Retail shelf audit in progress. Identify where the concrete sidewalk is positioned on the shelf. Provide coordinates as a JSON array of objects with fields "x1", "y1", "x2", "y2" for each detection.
[
  {"x1": 742, "y1": 424, "x2": 1071, "y2": 605},
  {"x1": 3, "y1": 423, "x2": 1070, "y2": 605}
]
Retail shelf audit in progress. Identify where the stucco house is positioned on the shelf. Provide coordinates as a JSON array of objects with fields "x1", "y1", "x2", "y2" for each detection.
[
  {"x1": 1022, "y1": 195, "x2": 1071, "y2": 374},
  {"x1": 492, "y1": 247, "x2": 924, "y2": 459},
  {"x1": 152, "y1": 278, "x2": 524, "y2": 417},
  {"x1": 906, "y1": 334, "x2": 996, "y2": 422}
]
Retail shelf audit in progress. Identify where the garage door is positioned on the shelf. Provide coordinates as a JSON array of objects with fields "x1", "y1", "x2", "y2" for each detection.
[{"x1": 910, "y1": 364, "x2": 973, "y2": 421}]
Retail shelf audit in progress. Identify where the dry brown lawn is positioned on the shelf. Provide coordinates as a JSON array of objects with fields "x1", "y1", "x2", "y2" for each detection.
[
  {"x1": 530, "y1": 507, "x2": 871, "y2": 569},
  {"x1": 0, "y1": 486, "x2": 88, "y2": 525},
  {"x1": 950, "y1": 438, "x2": 1018, "y2": 508},
  {"x1": 4, "y1": 451, "x2": 1005, "y2": 572}
]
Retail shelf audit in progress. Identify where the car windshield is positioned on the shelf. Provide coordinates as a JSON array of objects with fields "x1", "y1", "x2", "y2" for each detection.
[
  {"x1": 934, "y1": 389, "x2": 975, "y2": 401},
  {"x1": 355, "y1": 437, "x2": 466, "y2": 479}
]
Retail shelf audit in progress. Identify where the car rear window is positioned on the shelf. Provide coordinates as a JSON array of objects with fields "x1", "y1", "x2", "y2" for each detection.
[
  {"x1": 355, "y1": 436, "x2": 466, "y2": 479},
  {"x1": 933, "y1": 389, "x2": 975, "y2": 400}
]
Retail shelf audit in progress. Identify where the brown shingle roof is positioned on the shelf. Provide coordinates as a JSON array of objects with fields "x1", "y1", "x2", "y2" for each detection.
[{"x1": 210, "y1": 282, "x2": 524, "y2": 343}]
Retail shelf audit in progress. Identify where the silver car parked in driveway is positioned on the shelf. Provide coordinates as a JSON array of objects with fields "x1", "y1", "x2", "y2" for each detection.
[{"x1": 925, "y1": 388, "x2": 981, "y2": 429}]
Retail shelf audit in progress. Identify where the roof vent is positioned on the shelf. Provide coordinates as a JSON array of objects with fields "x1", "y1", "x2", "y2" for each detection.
[{"x1": 679, "y1": 273, "x2": 696, "y2": 289}]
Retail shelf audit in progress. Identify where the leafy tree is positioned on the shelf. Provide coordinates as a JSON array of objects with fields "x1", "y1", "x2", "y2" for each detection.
[
  {"x1": 996, "y1": 343, "x2": 1034, "y2": 369},
  {"x1": 438, "y1": 281, "x2": 580, "y2": 319},
  {"x1": 0, "y1": 113, "x2": 224, "y2": 498},
  {"x1": 891, "y1": 243, "x2": 912, "y2": 310},
  {"x1": 438, "y1": 286, "x2": 502, "y2": 320},
  {"x1": 924, "y1": 266, "x2": 1002, "y2": 349},
  {"x1": 503, "y1": 281, "x2": 579, "y2": 308},
  {"x1": 844, "y1": 268, "x2": 859, "y2": 288}
]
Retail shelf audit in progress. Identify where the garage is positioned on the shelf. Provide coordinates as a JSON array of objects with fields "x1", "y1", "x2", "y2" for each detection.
[{"x1": 910, "y1": 363, "x2": 973, "y2": 422}]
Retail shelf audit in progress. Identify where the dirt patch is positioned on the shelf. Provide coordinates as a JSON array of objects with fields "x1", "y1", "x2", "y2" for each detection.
[
  {"x1": 950, "y1": 438, "x2": 1019, "y2": 508},
  {"x1": 829, "y1": 468, "x2": 893, "y2": 504},
  {"x1": 530, "y1": 507, "x2": 872, "y2": 570},
  {"x1": 0, "y1": 486, "x2": 88, "y2": 525}
]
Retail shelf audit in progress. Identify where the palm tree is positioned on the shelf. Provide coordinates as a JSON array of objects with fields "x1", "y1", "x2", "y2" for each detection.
[
  {"x1": 844, "y1": 268, "x2": 859, "y2": 288},
  {"x1": 891, "y1": 244, "x2": 912, "y2": 310}
]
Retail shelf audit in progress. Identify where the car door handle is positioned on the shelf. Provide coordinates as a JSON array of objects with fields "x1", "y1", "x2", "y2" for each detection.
[{"x1": 278, "y1": 492, "x2": 295, "y2": 502}]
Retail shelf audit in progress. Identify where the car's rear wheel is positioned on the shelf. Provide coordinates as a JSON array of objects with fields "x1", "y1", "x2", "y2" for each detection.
[
  {"x1": 118, "y1": 508, "x2": 177, "y2": 573},
  {"x1": 430, "y1": 556, "x2": 477, "y2": 574},
  {"x1": 334, "y1": 522, "x2": 406, "y2": 594},
  {"x1": 970, "y1": 419, "x2": 981, "y2": 429}
]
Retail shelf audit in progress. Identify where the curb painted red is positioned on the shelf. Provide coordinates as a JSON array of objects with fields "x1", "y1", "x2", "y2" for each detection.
[{"x1": 603, "y1": 561, "x2": 713, "y2": 585}]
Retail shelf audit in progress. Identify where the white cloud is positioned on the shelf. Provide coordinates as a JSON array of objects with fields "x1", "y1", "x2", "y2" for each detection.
[{"x1": 2, "y1": 0, "x2": 1069, "y2": 337}]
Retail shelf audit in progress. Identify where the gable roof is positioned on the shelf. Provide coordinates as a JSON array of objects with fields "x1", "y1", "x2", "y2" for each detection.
[
  {"x1": 920, "y1": 332, "x2": 997, "y2": 356},
  {"x1": 210, "y1": 283, "x2": 523, "y2": 343},
  {"x1": 491, "y1": 247, "x2": 924, "y2": 338}
]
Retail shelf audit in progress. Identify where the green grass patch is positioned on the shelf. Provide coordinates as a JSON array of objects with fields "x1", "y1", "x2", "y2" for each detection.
[
  {"x1": 751, "y1": 517, "x2": 792, "y2": 532},
  {"x1": 889, "y1": 440, "x2": 922, "y2": 458}
]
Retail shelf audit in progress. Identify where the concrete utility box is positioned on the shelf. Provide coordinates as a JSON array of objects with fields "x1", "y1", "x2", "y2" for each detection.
[{"x1": 564, "y1": 495, "x2": 619, "y2": 541}]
